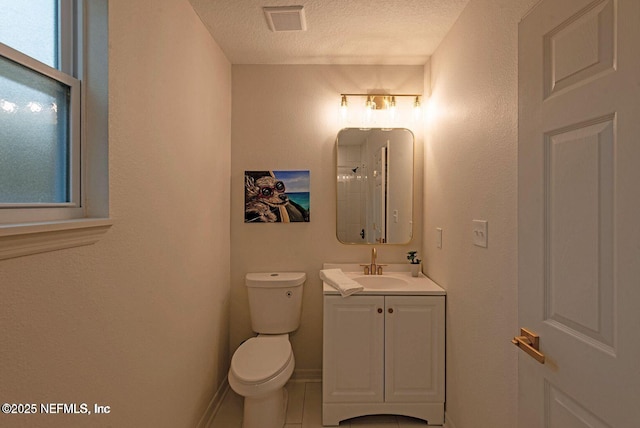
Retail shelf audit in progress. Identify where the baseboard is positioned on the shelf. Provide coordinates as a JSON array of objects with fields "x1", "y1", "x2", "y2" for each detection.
[
  {"x1": 196, "y1": 369, "x2": 320, "y2": 427},
  {"x1": 444, "y1": 412, "x2": 457, "y2": 428},
  {"x1": 290, "y1": 368, "x2": 322, "y2": 382},
  {"x1": 196, "y1": 378, "x2": 230, "y2": 428}
]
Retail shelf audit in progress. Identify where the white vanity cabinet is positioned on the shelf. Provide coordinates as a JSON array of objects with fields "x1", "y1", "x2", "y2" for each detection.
[{"x1": 322, "y1": 292, "x2": 445, "y2": 426}]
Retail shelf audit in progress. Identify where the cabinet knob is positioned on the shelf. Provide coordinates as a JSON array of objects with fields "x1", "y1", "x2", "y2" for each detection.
[
  {"x1": 388, "y1": 308, "x2": 394, "y2": 314},
  {"x1": 377, "y1": 308, "x2": 383, "y2": 314}
]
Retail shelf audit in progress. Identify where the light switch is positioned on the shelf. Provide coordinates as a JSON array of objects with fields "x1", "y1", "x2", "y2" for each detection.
[
  {"x1": 436, "y1": 228, "x2": 443, "y2": 249},
  {"x1": 473, "y1": 220, "x2": 488, "y2": 248}
]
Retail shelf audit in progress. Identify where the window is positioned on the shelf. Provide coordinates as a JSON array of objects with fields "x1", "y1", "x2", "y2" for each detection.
[
  {"x1": 0, "y1": 0, "x2": 111, "y2": 259},
  {"x1": 0, "y1": 0, "x2": 80, "y2": 210},
  {"x1": 1, "y1": 0, "x2": 80, "y2": 216}
]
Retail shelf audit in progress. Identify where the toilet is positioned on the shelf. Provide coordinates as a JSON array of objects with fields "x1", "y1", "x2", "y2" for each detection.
[{"x1": 228, "y1": 272, "x2": 305, "y2": 428}]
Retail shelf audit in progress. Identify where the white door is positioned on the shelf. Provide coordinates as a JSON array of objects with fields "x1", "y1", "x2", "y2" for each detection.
[
  {"x1": 518, "y1": 0, "x2": 640, "y2": 426},
  {"x1": 384, "y1": 296, "x2": 445, "y2": 404}
]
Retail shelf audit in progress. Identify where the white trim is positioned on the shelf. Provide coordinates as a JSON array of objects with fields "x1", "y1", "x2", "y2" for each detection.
[
  {"x1": 58, "y1": 0, "x2": 75, "y2": 75},
  {"x1": 197, "y1": 371, "x2": 322, "y2": 427},
  {"x1": 444, "y1": 412, "x2": 458, "y2": 428},
  {"x1": 0, "y1": 206, "x2": 86, "y2": 225},
  {"x1": 290, "y1": 368, "x2": 322, "y2": 382},
  {"x1": 69, "y1": 69, "x2": 81, "y2": 207},
  {"x1": 323, "y1": 402, "x2": 443, "y2": 426},
  {"x1": 0, "y1": 42, "x2": 78, "y2": 86},
  {"x1": 0, "y1": 218, "x2": 112, "y2": 260},
  {"x1": 196, "y1": 378, "x2": 230, "y2": 428}
]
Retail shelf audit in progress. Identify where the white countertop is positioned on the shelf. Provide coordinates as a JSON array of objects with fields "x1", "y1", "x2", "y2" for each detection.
[{"x1": 322, "y1": 263, "x2": 446, "y2": 296}]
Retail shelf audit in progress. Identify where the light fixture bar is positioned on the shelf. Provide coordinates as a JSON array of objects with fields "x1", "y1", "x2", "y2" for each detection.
[
  {"x1": 338, "y1": 93, "x2": 424, "y2": 124},
  {"x1": 339, "y1": 93, "x2": 421, "y2": 97},
  {"x1": 340, "y1": 94, "x2": 421, "y2": 111}
]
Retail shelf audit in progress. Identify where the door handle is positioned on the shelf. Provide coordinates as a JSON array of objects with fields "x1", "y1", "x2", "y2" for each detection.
[{"x1": 512, "y1": 328, "x2": 545, "y2": 364}]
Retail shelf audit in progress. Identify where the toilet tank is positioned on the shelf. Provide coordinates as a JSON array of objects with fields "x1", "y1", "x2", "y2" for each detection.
[{"x1": 245, "y1": 272, "x2": 305, "y2": 334}]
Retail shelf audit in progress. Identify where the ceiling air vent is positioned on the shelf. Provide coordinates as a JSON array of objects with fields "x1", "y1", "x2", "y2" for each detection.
[{"x1": 263, "y1": 6, "x2": 307, "y2": 32}]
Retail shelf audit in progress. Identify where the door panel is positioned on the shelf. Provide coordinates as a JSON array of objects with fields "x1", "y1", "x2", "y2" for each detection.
[
  {"x1": 545, "y1": 381, "x2": 612, "y2": 428},
  {"x1": 544, "y1": 116, "x2": 615, "y2": 352},
  {"x1": 322, "y1": 295, "x2": 384, "y2": 403},
  {"x1": 543, "y1": 0, "x2": 615, "y2": 99},
  {"x1": 519, "y1": 0, "x2": 640, "y2": 426},
  {"x1": 384, "y1": 296, "x2": 444, "y2": 403}
]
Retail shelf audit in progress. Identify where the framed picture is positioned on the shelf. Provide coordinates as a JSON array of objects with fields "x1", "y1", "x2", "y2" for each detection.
[{"x1": 244, "y1": 170, "x2": 310, "y2": 223}]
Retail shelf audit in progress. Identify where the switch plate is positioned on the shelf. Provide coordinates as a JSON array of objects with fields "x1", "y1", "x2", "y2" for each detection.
[
  {"x1": 473, "y1": 220, "x2": 488, "y2": 248},
  {"x1": 436, "y1": 228, "x2": 442, "y2": 249}
]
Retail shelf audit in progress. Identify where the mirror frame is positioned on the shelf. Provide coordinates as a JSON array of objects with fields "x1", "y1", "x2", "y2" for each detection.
[{"x1": 335, "y1": 127, "x2": 415, "y2": 245}]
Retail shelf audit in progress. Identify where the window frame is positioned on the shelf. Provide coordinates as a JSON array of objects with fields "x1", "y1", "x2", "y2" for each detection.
[
  {"x1": 0, "y1": 0, "x2": 81, "y2": 218},
  {"x1": 0, "y1": 42, "x2": 82, "y2": 219},
  {"x1": 0, "y1": 0, "x2": 111, "y2": 260}
]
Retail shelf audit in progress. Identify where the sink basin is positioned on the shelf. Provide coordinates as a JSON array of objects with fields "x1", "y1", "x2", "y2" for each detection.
[
  {"x1": 323, "y1": 263, "x2": 446, "y2": 295},
  {"x1": 352, "y1": 275, "x2": 408, "y2": 289}
]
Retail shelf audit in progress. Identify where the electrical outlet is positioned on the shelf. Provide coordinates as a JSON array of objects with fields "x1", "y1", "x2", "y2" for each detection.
[
  {"x1": 436, "y1": 228, "x2": 442, "y2": 249},
  {"x1": 472, "y1": 220, "x2": 488, "y2": 248}
]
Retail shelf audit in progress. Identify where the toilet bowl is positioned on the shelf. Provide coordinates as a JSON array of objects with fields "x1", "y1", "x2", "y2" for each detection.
[
  {"x1": 228, "y1": 334, "x2": 294, "y2": 428},
  {"x1": 229, "y1": 334, "x2": 295, "y2": 397},
  {"x1": 227, "y1": 272, "x2": 305, "y2": 428}
]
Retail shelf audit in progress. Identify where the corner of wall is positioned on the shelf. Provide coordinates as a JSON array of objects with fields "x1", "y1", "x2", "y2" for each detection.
[{"x1": 424, "y1": 58, "x2": 432, "y2": 97}]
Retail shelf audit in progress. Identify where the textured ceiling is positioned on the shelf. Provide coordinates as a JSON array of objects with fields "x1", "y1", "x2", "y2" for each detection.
[{"x1": 189, "y1": 0, "x2": 470, "y2": 65}]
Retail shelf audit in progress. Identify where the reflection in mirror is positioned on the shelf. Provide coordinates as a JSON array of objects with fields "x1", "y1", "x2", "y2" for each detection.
[{"x1": 336, "y1": 128, "x2": 414, "y2": 244}]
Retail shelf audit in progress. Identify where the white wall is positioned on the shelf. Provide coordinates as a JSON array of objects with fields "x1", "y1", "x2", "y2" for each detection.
[
  {"x1": 423, "y1": 0, "x2": 538, "y2": 427},
  {"x1": 230, "y1": 65, "x2": 424, "y2": 374},
  {"x1": 0, "y1": 1, "x2": 231, "y2": 426}
]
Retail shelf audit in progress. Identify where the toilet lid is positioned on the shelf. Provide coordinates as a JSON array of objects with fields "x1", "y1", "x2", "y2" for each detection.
[{"x1": 231, "y1": 335, "x2": 292, "y2": 383}]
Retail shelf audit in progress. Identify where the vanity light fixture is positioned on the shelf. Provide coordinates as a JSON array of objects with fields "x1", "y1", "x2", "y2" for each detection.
[
  {"x1": 413, "y1": 95, "x2": 422, "y2": 121},
  {"x1": 339, "y1": 93, "x2": 423, "y2": 124}
]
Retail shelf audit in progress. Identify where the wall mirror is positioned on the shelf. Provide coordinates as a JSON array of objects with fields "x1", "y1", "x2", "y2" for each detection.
[{"x1": 336, "y1": 128, "x2": 414, "y2": 244}]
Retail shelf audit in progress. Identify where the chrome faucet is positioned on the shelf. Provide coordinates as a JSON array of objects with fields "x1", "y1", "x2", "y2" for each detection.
[{"x1": 361, "y1": 247, "x2": 386, "y2": 275}]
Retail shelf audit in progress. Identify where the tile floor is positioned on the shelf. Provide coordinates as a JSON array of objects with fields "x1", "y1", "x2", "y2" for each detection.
[{"x1": 209, "y1": 381, "x2": 431, "y2": 428}]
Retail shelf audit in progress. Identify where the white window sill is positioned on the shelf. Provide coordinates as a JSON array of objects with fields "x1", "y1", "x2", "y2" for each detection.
[{"x1": 0, "y1": 218, "x2": 113, "y2": 260}]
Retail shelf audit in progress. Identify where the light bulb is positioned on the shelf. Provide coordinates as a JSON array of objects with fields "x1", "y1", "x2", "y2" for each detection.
[
  {"x1": 340, "y1": 95, "x2": 348, "y2": 120},
  {"x1": 365, "y1": 96, "x2": 374, "y2": 110},
  {"x1": 1, "y1": 99, "x2": 17, "y2": 113},
  {"x1": 364, "y1": 96, "x2": 374, "y2": 125},
  {"x1": 27, "y1": 102, "x2": 43, "y2": 113},
  {"x1": 389, "y1": 96, "x2": 397, "y2": 123},
  {"x1": 413, "y1": 96, "x2": 422, "y2": 121}
]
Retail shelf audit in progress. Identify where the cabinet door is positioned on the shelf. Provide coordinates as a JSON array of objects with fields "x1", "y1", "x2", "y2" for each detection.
[
  {"x1": 323, "y1": 295, "x2": 384, "y2": 403},
  {"x1": 384, "y1": 296, "x2": 445, "y2": 403}
]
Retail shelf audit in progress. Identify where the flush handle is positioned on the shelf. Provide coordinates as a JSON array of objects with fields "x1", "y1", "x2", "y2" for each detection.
[{"x1": 512, "y1": 327, "x2": 545, "y2": 364}]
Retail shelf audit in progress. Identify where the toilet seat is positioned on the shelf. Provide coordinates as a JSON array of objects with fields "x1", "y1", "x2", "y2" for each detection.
[{"x1": 231, "y1": 335, "x2": 292, "y2": 384}]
